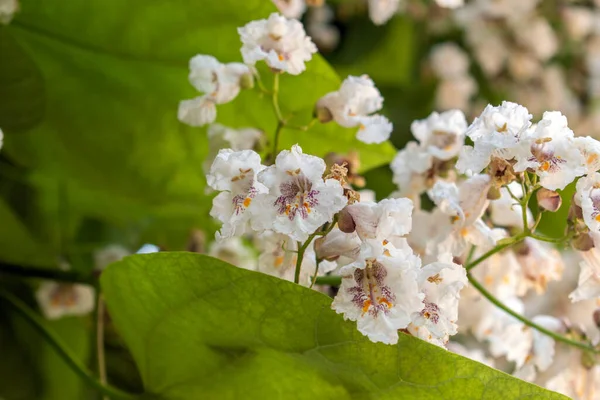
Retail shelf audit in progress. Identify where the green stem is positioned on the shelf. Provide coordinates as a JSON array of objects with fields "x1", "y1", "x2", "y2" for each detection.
[
  {"x1": 467, "y1": 273, "x2": 599, "y2": 354},
  {"x1": 465, "y1": 233, "x2": 526, "y2": 271},
  {"x1": 0, "y1": 263, "x2": 95, "y2": 286},
  {"x1": 294, "y1": 233, "x2": 318, "y2": 284},
  {"x1": 315, "y1": 275, "x2": 342, "y2": 286},
  {"x1": 271, "y1": 121, "x2": 284, "y2": 164},
  {"x1": 96, "y1": 294, "x2": 109, "y2": 400},
  {"x1": 272, "y1": 73, "x2": 283, "y2": 122},
  {"x1": 528, "y1": 233, "x2": 567, "y2": 244},
  {"x1": 0, "y1": 289, "x2": 140, "y2": 400}
]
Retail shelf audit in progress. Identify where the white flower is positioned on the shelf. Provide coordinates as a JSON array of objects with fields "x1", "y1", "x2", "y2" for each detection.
[
  {"x1": 570, "y1": 246, "x2": 600, "y2": 302},
  {"x1": 514, "y1": 111, "x2": 585, "y2": 191},
  {"x1": 238, "y1": 13, "x2": 317, "y2": 75},
  {"x1": 411, "y1": 109, "x2": 467, "y2": 160},
  {"x1": 94, "y1": 245, "x2": 130, "y2": 271},
  {"x1": 456, "y1": 101, "x2": 532, "y2": 174},
  {"x1": 368, "y1": 0, "x2": 401, "y2": 25},
  {"x1": 577, "y1": 174, "x2": 600, "y2": 234},
  {"x1": 574, "y1": 136, "x2": 600, "y2": 175},
  {"x1": 256, "y1": 231, "x2": 318, "y2": 285},
  {"x1": 512, "y1": 17, "x2": 558, "y2": 62},
  {"x1": 512, "y1": 316, "x2": 562, "y2": 380},
  {"x1": 178, "y1": 96, "x2": 217, "y2": 127},
  {"x1": 0, "y1": 0, "x2": 18, "y2": 25},
  {"x1": 390, "y1": 142, "x2": 432, "y2": 198},
  {"x1": 314, "y1": 227, "x2": 362, "y2": 268},
  {"x1": 178, "y1": 55, "x2": 252, "y2": 127},
  {"x1": 317, "y1": 75, "x2": 392, "y2": 144},
  {"x1": 434, "y1": 75, "x2": 477, "y2": 111},
  {"x1": 207, "y1": 149, "x2": 268, "y2": 239},
  {"x1": 204, "y1": 124, "x2": 264, "y2": 173},
  {"x1": 252, "y1": 145, "x2": 346, "y2": 242},
  {"x1": 408, "y1": 254, "x2": 468, "y2": 346},
  {"x1": 208, "y1": 237, "x2": 257, "y2": 270},
  {"x1": 435, "y1": 0, "x2": 463, "y2": 9},
  {"x1": 36, "y1": 281, "x2": 95, "y2": 320},
  {"x1": 272, "y1": 0, "x2": 306, "y2": 19},
  {"x1": 514, "y1": 238, "x2": 564, "y2": 295},
  {"x1": 427, "y1": 175, "x2": 494, "y2": 256},
  {"x1": 332, "y1": 250, "x2": 424, "y2": 344},
  {"x1": 345, "y1": 197, "x2": 413, "y2": 254},
  {"x1": 546, "y1": 358, "x2": 600, "y2": 399},
  {"x1": 429, "y1": 43, "x2": 470, "y2": 80}
]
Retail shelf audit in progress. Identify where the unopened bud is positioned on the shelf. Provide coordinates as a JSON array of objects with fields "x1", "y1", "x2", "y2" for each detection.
[
  {"x1": 537, "y1": 188, "x2": 562, "y2": 212},
  {"x1": 487, "y1": 186, "x2": 501, "y2": 200},
  {"x1": 337, "y1": 207, "x2": 356, "y2": 233},
  {"x1": 314, "y1": 103, "x2": 333, "y2": 123},
  {"x1": 569, "y1": 194, "x2": 584, "y2": 220},
  {"x1": 594, "y1": 309, "x2": 600, "y2": 329},
  {"x1": 572, "y1": 232, "x2": 595, "y2": 252},
  {"x1": 239, "y1": 73, "x2": 254, "y2": 90}
]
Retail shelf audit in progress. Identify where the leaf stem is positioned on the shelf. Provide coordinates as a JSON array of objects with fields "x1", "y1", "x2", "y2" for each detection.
[
  {"x1": 0, "y1": 289, "x2": 140, "y2": 400},
  {"x1": 467, "y1": 273, "x2": 599, "y2": 354}
]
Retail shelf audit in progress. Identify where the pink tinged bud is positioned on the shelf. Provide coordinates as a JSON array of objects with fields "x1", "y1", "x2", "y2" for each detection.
[
  {"x1": 314, "y1": 103, "x2": 333, "y2": 123},
  {"x1": 569, "y1": 194, "x2": 584, "y2": 220},
  {"x1": 572, "y1": 232, "x2": 595, "y2": 252},
  {"x1": 337, "y1": 207, "x2": 356, "y2": 233},
  {"x1": 537, "y1": 188, "x2": 562, "y2": 212}
]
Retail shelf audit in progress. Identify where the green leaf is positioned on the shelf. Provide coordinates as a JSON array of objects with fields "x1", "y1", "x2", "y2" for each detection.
[
  {"x1": 0, "y1": 196, "x2": 54, "y2": 266},
  {"x1": 1, "y1": 0, "x2": 394, "y2": 253},
  {"x1": 101, "y1": 252, "x2": 567, "y2": 399}
]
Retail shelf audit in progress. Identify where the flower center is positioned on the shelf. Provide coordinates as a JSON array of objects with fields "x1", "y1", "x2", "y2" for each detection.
[
  {"x1": 50, "y1": 284, "x2": 78, "y2": 308},
  {"x1": 529, "y1": 139, "x2": 565, "y2": 172},
  {"x1": 420, "y1": 301, "x2": 440, "y2": 324},
  {"x1": 348, "y1": 259, "x2": 395, "y2": 317},
  {"x1": 274, "y1": 173, "x2": 320, "y2": 221}
]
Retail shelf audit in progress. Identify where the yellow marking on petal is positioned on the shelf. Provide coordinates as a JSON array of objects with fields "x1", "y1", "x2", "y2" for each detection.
[
  {"x1": 383, "y1": 249, "x2": 391, "y2": 257},
  {"x1": 382, "y1": 239, "x2": 389, "y2": 245},
  {"x1": 278, "y1": 53, "x2": 284, "y2": 61},
  {"x1": 588, "y1": 154, "x2": 599, "y2": 165},
  {"x1": 540, "y1": 161, "x2": 550, "y2": 172},
  {"x1": 231, "y1": 176, "x2": 241, "y2": 182},
  {"x1": 274, "y1": 256, "x2": 284, "y2": 268},
  {"x1": 362, "y1": 299, "x2": 371, "y2": 314},
  {"x1": 502, "y1": 275, "x2": 510, "y2": 284},
  {"x1": 484, "y1": 276, "x2": 493, "y2": 285},
  {"x1": 243, "y1": 197, "x2": 252, "y2": 208},
  {"x1": 379, "y1": 298, "x2": 392, "y2": 308},
  {"x1": 497, "y1": 123, "x2": 508, "y2": 133},
  {"x1": 460, "y1": 227, "x2": 469, "y2": 237},
  {"x1": 595, "y1": 215, "x2": 600, "y2": 223},
  {"x1": 303, "y1": 202, "x2": 311, "y2": 213},
  {"x1": 359, "y1": 124, "x2": 366, "y2": 131}
]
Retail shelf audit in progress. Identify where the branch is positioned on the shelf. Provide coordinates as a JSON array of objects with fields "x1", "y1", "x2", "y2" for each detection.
[{"x1": 467, "y1": 273, "x2": 599, "y2": 354}]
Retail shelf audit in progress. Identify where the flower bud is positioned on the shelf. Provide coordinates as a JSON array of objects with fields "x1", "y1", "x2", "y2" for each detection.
[
  {"x1": 568, "y1": 194, "x2": 584, "y2": 220},
  {"x1": 487, "y1": 186, "x2": 502, "y2": 200},
  {"x1": 314, "y1": 103, "x2": 333, "y2": 123},
  {"x1": 337, "y1": 207, "x2": 356, "y2": 233},
  {"x1": 593, "y1": 309, "x2": 600, "y2": 329},
  {"x1": 239, "y1": 72, "x2": 255, "y2": 90},
  {"x1": 537, "y1": 188, "x2": 562, "y2": 212},
  {"x1": 572, "y1": 232, "x2": 595, "y2": 252}
]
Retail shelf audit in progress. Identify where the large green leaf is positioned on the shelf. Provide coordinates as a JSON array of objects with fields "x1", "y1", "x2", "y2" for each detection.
[
  {"x1": 101, "y1": 252, "x2": 567, "y2": 399},
  {"x1": 0, "y1": 0, "x2": 394, "y2": 252}
]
